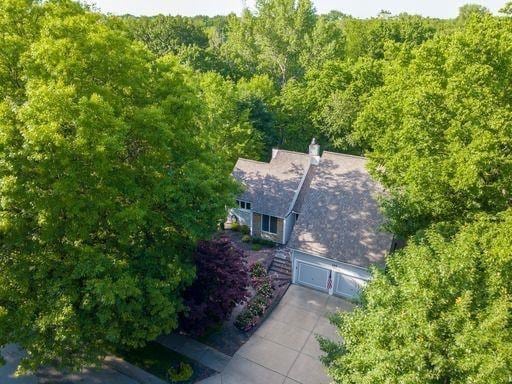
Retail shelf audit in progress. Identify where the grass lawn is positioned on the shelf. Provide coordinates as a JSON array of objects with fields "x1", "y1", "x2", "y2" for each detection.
[{"x1": 118, "y1": 341, "x2": 215, "y2": 383}]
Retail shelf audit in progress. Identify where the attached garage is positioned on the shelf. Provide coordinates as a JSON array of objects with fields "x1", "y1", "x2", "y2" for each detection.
[
  {"x1": 334, "y1": 272, "x2": 366, "y2": 298},
  {"x1": 293, "y1": 250, "x2": 371, "y2": 300},
  {"x1": 296, "y1": 261, "x2": 329, "y2": 292}
]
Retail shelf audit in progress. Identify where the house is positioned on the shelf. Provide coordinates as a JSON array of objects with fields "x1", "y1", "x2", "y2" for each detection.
[{"x1": 229, "y1": 139, "x2": 394, "y2": 299}]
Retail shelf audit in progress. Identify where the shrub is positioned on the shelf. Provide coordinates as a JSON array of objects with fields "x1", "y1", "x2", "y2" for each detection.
[
  {"x1": 235, "y1": 264, "x2": 276, "y2": 332},
  {"x1": 240, "y1": 225, "x2": 250, "y2": 235},
  {"x1": 234, "y1": 310, "x2": 259, "y2": 331},
  {"x1": 0, "y1": 355, "x2": 5, "y2": 368},
  {"x1": 252, "y1": 237, "x2": 275, "y2": 247},
  {"x1": 242, "y1": 234, "x2": 251, "y2": 243},
  {"x1": 249, "y1": 262, "x2": 266, "y2": 279},
  {"x1": 251, "y1": 243, "x2": 262, "y2": 251},
  {"x1": 168, "y1": 362, "x2": 193, "y2": 382},
  {"x1": 230, "y1": 222, "x2": 240, "y2": 231},
  {"x1": 256, "y1": 279, "x2": 274, "y2": 299},
  {"x1": 179, "y1": 237, "x2": 250, "y2": 336}
]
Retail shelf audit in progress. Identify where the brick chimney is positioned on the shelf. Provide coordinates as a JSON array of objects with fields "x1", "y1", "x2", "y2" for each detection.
[{"x1": 309, "y1": 138, "x2": 320, "y2": 165}]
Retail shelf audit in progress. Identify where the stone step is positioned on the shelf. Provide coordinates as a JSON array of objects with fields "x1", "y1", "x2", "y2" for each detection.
[
  {"x1": 271, "y1": 275, "x2": 291, "y2": 282},
  {"x1": 269, "y1": 264, "x2": 292, "y2": 274},
  {"x1": 272, "y1": 259, "x2": 291, "y2": 268},
  {"x1": 269, "y1": 274, "x2": 291, "y2": 288}
]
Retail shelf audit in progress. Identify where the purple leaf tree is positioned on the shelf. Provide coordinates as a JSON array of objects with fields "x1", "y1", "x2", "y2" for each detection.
[{"x1": 179, "y1": 236, "x2": 250, "y2": 336}]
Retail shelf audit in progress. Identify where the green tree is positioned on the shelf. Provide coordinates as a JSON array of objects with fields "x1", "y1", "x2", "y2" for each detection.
[
  {"x1": 342, "y1": 14, "x2": 438, "y2": 60},
  {"x1": 0, "y1": 0, "x2": 43, "y2": 101},
  {"x1": 321, "y1": 211, "x2": 512, "y2": 384},
  {"x1": 223, "y1": 0, "x2": 316, "y2": 85},
  {"x1": 500, "y1": 2, "x2": 512, "y2": 15},
  {"x1": 124, "y1": 15, "x2": 209, "y2": 56},
  {"x1": 252, "y1": 0, "x2": 316, "y2": 85},
  {"x1": 193, "y1": 72, "x2": 264, "y2": 163},
  {"x1": 300, "y1": 15, "x2": 345, "y2": 71},
  {"x1": 0, "y1": 0, "x2": 238, "y2": 371},
  {"x1": 276, "y1": 78, "x2": 320, "y2": 151},
  {"x1": 307, "y1": 58, "x2": 383, "y2": 153},
  {"x1": 355, "y1": 14, "x2": 512, "y2": 235},
  {"x1": 457, "y1": 3, "x2": 491, "y2": 23},
  {"x1": 236, "y1": 75, "x2": 279, "y2": 158},
  {"x1": 221, "y1": 10, "x2": 260, "y2": 80}
]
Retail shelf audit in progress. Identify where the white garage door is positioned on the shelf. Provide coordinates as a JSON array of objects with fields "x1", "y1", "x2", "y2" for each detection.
[
  {"x1": 334, "y1": 272, "x2": 366, "y2": 298},
  {"x1": 296, "y1": 262, "x2": 329, "y2": 292}
]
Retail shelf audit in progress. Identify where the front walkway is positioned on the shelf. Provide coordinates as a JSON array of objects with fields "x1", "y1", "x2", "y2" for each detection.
[
  {"x1": 158, "y1": 334, "x2": 231, "y2": 372},
  {"x1": 0, "y1": 345, "x2": 147, "y2": 384},
  {"x1": 199, "y1": 284, "x2": 354, "y2": 384}
]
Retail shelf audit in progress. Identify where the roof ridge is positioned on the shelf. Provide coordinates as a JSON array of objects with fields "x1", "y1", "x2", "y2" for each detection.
[
  {"x1": 321, "y1": 151, "x2": 368, "y2": 160},
  {"x1": 236, "y1": 157, "x2": 269, "y2": 165},
  {"x1": 274, "y1": 149, "x2": 309, "y2": 157}
]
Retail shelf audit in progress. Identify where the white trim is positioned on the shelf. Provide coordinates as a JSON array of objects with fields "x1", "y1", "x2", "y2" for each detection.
[
  {"x1": 261, "y1": 214, "x2": 278, "y2": 235},
  {"x1": 282, "y1": 216, "x2": 286, "y2": 243},
  {"x1": 285, "y1": 162, "x2": 311, "y2": 217},
  {"x1": 289, "y1": 247, "x2": 373, "y2": 276},
  {"x1": 334, "y1": 272, "x2": 365, "y2": 299},
  {"x1": 236, "y1": 199, "x2": 252, "y2": 210},
  {"x1": 296, "y1": 260, "x2": 330, "y2": 292},
  {"x1": 292, "y1": 253, "x2": 366, "y2": 299}
]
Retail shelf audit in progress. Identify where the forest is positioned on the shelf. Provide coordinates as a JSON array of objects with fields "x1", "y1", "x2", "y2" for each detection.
[{"x1": 0, "y1": 0, "x2": 511, "y2": 382}]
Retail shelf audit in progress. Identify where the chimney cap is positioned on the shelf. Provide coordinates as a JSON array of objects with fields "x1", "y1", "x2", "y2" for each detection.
[{"x1": 311, "y1": 138, "x2": 317, "y2": 145}]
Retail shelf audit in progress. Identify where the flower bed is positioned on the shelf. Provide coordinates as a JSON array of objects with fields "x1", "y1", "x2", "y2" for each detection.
[{"x1": 234, "y1": 262, "x2": 276, "y2": 332}]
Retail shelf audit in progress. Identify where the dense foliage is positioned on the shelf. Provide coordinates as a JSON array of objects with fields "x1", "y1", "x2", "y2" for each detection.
[
  {"x1": 0, "y1": 0, "x2": 241, "y2": 371},
  {"x1": 357, "y1": 14, "x2": 512, "y2": 236},
  {"x1": 179, "y1": 237, "x2": 249, "y2": 336},
  {"x1": 2, "y1": 0, "x2": 512, "y2": 379},
  {"x1": 320, "y1": 211, "x2": 512, "y2": 383}
]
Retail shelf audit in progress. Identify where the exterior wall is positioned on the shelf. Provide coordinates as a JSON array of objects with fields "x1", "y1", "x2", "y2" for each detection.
[
  {"x1": 283, "y1": 213, "x2": 296, "y2": 244},
  {"x1": 291, "y1": 249, "x2": 372, "y2": 299},
  {"x1": 252, "y1": 213, "x2": 285, "y2": 244},
  {"x1": 292, "y1": 250, "x2": 371, "y2": 280},
  {"x1": 228, "y1": 208, "x2": 252, "y2": 228}
]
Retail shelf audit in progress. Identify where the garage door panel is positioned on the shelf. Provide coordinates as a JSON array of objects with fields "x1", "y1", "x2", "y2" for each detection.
[
  {"x1": 297, "y1": 262, "x2": 329, "y2": 291},
  {"x1": 335, "y1": 273, "x2": 365, "y2": 298}
]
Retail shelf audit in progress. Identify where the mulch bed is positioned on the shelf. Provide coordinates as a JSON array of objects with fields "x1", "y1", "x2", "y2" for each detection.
[{"x1": 117, "y1": 341, "x2": 216, "y2": 383}]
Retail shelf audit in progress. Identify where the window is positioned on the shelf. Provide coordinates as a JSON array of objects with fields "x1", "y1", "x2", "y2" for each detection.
[
  {"x1": 236, "y1": 200, "x2": 251, "y2": 210},
  {"x1": 261, "y1": 214, "x2": 278, "y2": 234},
  {"x1": 294, "y1": 213, "x2": 300, "y2": 221}
]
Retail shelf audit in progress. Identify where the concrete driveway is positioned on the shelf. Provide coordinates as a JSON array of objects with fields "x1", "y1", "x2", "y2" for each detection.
[{"x1": 200, "y1": 284, "x2": 354, "y2": 384}]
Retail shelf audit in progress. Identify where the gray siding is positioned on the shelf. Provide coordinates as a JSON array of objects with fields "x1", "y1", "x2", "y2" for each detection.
[{"x1": 283, "y1": 213, "x2": 296, "y2": 244}]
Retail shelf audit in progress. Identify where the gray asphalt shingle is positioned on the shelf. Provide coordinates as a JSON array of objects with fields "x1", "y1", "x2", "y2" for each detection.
[
  {"x1": 232, "y1": 150, "x2": 310, "y2": 218},
  {"x1": 288, "y1": 152, "x2": 392, "y2": 267},
  {"x1": 232, "y1": 149, "x2": 392, "y2": 268}
]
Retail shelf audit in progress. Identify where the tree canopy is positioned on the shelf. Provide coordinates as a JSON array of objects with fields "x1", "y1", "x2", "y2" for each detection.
[
  {"x1": 321, "y1": 211, "x2": 512, "y2": 384},
  {"x1": 356, "y1": 14, "x2": 512, "y2": 235},
  {"x1": 2, "y1": 0, "x2": 512, "y2": 379},
  {"x1": 0, "y1": 0, "x2": 240, "y2": 370}
]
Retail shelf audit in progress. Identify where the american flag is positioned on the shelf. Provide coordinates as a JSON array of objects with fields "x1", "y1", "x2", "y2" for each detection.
[{"x1": 327, "y1": 270, "x2": 333, "y2": 290}]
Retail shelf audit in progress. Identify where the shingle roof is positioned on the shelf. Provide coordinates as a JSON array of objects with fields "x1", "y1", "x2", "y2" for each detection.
[
  {"x1": 288, "y1": 152, "x2": 392, "y2": 268},
  {"x1": 232, "y1": 150, "x2": 310, "y2": 218}
]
